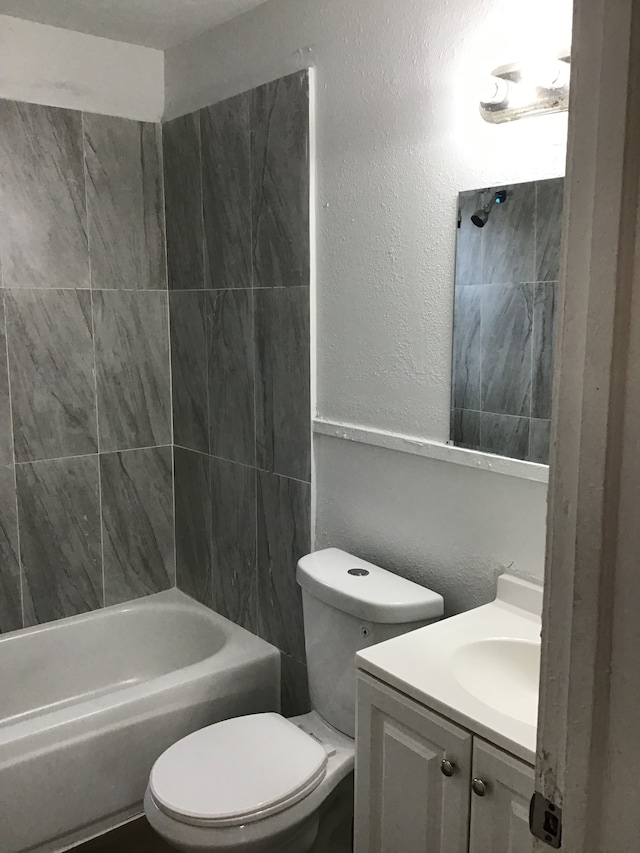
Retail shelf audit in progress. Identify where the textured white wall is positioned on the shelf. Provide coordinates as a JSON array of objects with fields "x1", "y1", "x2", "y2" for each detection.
[
  {"x1": 165, "y1": 0, "x2": 572, "y2": 610},
  {"x1": 0, "y1": 15, "x2": 164, "y2": 121},
  {"x1": 315, "y1": 436, "x2": 547, "y2": 615}
]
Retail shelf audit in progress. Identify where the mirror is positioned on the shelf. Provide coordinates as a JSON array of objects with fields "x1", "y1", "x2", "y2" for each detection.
[{"x1": 450, "y1": 177, "x2": 564, "y2": 464}]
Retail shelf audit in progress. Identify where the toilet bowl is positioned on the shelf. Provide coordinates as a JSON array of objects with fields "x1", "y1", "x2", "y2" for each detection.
[{"x1": 145, "y1": 549, "x2": 444, "y2": 852}]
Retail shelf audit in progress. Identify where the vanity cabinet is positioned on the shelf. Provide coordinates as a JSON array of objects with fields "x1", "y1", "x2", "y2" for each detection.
[{"x1": 355, "y1": 673, "x2": 534, "y2": 853}]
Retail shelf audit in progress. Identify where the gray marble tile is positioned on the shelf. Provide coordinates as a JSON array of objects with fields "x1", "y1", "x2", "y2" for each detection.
[
  {"x1": 17, "y1": 455, "x2": 102, "y2": 626},
  {"x1": 0, "y1": 295, "x2": 13, "y2": 466},
  {"x1": 163, "y1": 112, "x2": 203, "y2": 291},
  {"x1": 532, "y1": 282, "x2": 557, "y2": 420},
  {"x1": 6, "y1": 289, "x2": 97, "y2": 462},
  {"x1": 482, "y1": 182, "x2": 535, "y2": 285},
  {"x1": 101, "y1": 446, "x2": 174, "y2": 606},
  {"x1": 451, "y1": 408, "x2": 481, "y2": 450},
  {"x1": 201, "y1": 93, "x2": 251, "y2": 290},
  {"x1": 251, "y1": 71, "x2": 309, "y2": 288},
  {"x1": 281, "y1": 652, "x2": 311, "y2": 717},
  {"x1": 174, "y1": 447, "x2": 211, "y2": 607},
  {"x1": 481, "y1": 283, "x2": 533, "y2": 417},
  {"x1": 452, "y1": 285, "x2": 481, "y2": 410},
  {"x1": 529, "y1": 418, "x2": 552, "y2": 464},
  {"x1": 210, "y1": 457, "x2": 257, "y2": 632},
  {"x1": 479, "y1": 412, "x2": 530, "y2": 461},
  {"x1": 208, "y1": 290, "x2": 255, "y2": 465},
  {"x1": 0, "y1": 100, "x2": 88, "y2": 289},
  {"x1": 255, "y1": 288, "x2": 310, "y2": 481},
  {"x1": 170, "y1": 291, "x2": 208, "y2": 454},
  {"x1": 536, "y1": 177, "x2": 564, "y2": 282},
  {"x1": 84, "y1": 114, "x2": 166, "y2": 290},
  {"x1": 455, "y1": 189, "x2": 484, "y2": 286},
  {"x1": 257, "y1": 471, "x2": 310, "y2": 662},
  {"x1": 0, "y1": 464, "x2": 22, "y2": 632},
  {"x1": 93, "y1": 290, "x2": 171, "y2": 452}
]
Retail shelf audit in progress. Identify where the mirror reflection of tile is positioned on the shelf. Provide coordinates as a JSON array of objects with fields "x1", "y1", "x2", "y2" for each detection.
[{"x1": 451, "y1": 177, "x2": 563, "y2": 464}]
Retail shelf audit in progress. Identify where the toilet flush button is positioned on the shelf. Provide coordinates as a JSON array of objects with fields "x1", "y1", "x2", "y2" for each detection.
[{"x1": 348, "y1": 568, "x2": 369, "y2": 576}]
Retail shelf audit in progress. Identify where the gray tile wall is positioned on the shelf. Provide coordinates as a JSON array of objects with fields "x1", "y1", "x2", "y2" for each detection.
[
  {"x1": 0, "y1": 99, "x2": 175, "y2": 634},
  {"x1": 0, "y1": 80, "x2": 312, "y2": 720},
  {"x1": 451, "y1": 177, "x2": 563, "y2": 463},
  {"x1": 167, "y1": 71, "x2": 312, "y2": 716}
]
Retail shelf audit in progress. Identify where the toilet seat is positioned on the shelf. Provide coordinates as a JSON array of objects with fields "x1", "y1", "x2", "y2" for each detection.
[{"x1": 149, "y1": 713, "x2": 328, "y2": 828}]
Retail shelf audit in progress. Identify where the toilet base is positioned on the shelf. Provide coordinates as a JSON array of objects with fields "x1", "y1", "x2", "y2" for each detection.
[
  {"x1": 145, "y1": 774, "x2": 353, "y2": 853},
  {"x1": 145, "y1": 790, "x2": 319, "y2": 853},
  {"x1": 308, "y1": 775, "x2": 353, "y2": 853}
]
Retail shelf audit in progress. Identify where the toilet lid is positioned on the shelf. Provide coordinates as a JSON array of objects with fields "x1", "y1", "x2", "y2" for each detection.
[{"x1": 149, "y1": 713, "x2": 328, "y2": 827}]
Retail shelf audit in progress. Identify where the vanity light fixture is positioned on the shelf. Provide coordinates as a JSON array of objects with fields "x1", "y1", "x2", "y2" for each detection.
[{"x1": 480, "y1": 56, "x2": 571, "y2": 123}]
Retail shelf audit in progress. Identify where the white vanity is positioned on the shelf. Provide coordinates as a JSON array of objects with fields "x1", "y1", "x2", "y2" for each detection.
[{"x1": 354, "y1": 574, "x2": 541, "y2": 853}]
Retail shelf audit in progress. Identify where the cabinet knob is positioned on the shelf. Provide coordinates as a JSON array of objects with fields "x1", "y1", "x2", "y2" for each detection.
[
  {"x1": 472, "y1": 778, "x2": 487, "y2": 797},
  {"x1": 440, "y1": 759, "x2": 456, "y2": 777}
]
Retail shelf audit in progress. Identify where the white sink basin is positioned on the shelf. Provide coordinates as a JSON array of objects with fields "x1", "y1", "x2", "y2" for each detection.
[
  {"x1": 357, "y1": 573, "x2": 543, "y2": 764},
  {"x1": 451, "y1": 638, "x2": 540, "y2": 726}
]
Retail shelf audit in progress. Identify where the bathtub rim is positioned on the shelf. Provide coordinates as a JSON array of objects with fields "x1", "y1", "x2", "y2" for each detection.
[{"x1": 0, "y1": 589, "x2": 281, "y2": 748}]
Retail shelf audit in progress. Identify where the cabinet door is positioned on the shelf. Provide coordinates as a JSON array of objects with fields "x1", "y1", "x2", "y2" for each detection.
[
  {"x1": 355, "y1": 672, "x2": 472, "y2": 853},
  {"x1": 469, "y1": 739, "x2": 535, "y2": 853}
]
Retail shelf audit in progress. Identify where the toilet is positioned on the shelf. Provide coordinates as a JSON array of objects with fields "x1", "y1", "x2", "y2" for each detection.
[{"x1": 144, "y1": 548, "x2": 444, "y2": 852}]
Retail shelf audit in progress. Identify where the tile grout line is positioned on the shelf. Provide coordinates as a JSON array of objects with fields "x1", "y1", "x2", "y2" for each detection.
[
  {"x1": 167, "y1": 289, "x2": 177, "y2": 590},
  {"x1": 206, "y1": 300, "x2": 214, "y2": 605},
  {"x1": 453, "y1": 407, "x2": 541, "y2": 420},
  {"x1": 160, "y1": 118, "x2": 177, "y2": 589},
  {"x1": 0, "y1": 286, "x2": 175, "y2": 292},
  {"x1": 479, "y1": 197, "x2": 485, "y2": 450},
  {"x1": 529, "y1": 185, "x2": 538, "y2": 460},
  {"x1": 14, "y1": 444, "x2": 174, "y2": 467},
  {"x1": 307, "y1": 67, "x2": 317, "y2": 553},
  {"x1": 198, "y1": 109, "x2": 206, "y2": 293},
  {"x1": 0, "y1": 285, "x2": 309, "y2": 294},
  {"x1": 249, "y1": 92, "x2": 261, "y2": 638},
  {"x1": 253, "y1": 464, "x2": 259, "y2": 640},
  {"x1": 200, "y1": 111, "x2": 214, "y2": 604},
  {"x1": 205, "y1": 290, "x2": 212, "y2": 603},
  {"x1": 81, "y1": 110, "x2": 106, "y2": 610},
  {"x1": 251, "y1": 288, "x2": 260, "y2": 637},
  {"x1": 3, "y1": 285, "x2": 25, "y2": 628}
]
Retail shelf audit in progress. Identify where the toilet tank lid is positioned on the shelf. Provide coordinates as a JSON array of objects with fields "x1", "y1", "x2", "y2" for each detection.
[{"x1": 296, "y1": 548, "x2": 444, "y2": 623}]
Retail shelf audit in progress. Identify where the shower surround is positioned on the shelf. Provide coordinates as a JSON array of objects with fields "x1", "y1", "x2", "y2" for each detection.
[
  {"x1": 0, "y1": 70, "x2": 311, "y2": 713},
  {"x1": 166, "y1": 70, "x2": 312, "y2": 715}
]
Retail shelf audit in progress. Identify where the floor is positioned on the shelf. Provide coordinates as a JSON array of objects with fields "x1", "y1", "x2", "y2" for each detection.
[{"x1": 75, "y1": 818, "x2": 174, "y2": 852}]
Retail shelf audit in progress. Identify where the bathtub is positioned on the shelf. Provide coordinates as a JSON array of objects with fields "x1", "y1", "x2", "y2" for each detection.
[{"x1": 0, "y1": 589, "x2": 280, "y2": 853}]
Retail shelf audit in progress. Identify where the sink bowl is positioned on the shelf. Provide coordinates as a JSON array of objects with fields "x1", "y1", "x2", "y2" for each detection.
[{"x1": 451, "y1": 638, "x2": 541, "y2": 726}]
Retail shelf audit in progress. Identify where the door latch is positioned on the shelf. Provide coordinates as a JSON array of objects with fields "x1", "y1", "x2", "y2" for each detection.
[{"x1": 529, "y1": 792, "x2": 562, "y2": 848}]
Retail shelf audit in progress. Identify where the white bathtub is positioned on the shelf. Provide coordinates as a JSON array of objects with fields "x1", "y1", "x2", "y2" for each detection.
[{"x1": 0, "y1": 589, "x2": 280, "y2": 853}]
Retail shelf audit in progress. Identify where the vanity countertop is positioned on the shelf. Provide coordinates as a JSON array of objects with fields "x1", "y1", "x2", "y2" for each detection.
[{"x1": 356, "y1": 574, "x2": 542, "y2": 765}]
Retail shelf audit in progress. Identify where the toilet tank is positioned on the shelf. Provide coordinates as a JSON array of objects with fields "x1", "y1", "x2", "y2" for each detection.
[{"x1": 296, "y1": 549, "x2": 444, "y2": 738}]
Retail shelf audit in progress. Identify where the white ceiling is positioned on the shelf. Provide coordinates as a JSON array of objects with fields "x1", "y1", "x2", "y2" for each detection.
[{"x1": 0, "y1": 0, "x2": 269, "y2": 50}]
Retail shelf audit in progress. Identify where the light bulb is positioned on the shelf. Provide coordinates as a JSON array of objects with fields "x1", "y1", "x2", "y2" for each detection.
[
  {"x1": 480, "y1": 76, "x2": 510, "y2": 105},
  {"x1": 540, "y1": 60, "x2": 570, "y2": 89},
  {"x1": 523, "y1": 59, "x2": 570, "y2": 90}
]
